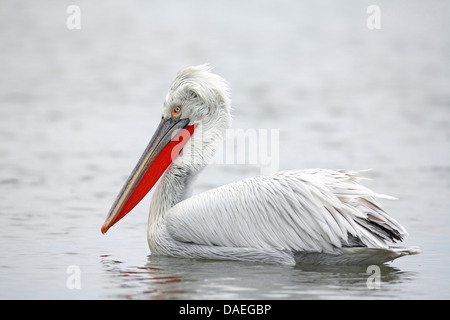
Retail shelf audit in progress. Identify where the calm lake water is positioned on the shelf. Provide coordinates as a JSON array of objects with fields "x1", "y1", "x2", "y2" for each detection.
[{"x1": 1, "y1": 0, "x2": 449, "y2": 299}]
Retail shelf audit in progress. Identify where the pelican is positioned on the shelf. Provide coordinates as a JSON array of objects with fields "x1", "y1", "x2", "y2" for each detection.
[{"x1": 101, "y1": 65, "x2": 420, "y2": 265}]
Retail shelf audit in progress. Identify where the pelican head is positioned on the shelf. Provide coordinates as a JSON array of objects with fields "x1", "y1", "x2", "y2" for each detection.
[
  {"x1": 102, "y1": 65, "x2": 231, "y2": 233},
  {"x1": 164, "y1": 64, "x2": 231, "y2": 128}
]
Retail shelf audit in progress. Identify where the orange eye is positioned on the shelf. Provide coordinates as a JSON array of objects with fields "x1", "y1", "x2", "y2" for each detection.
[{"x1": 171, "y1": 106, "x2": 182, "y2": 117}]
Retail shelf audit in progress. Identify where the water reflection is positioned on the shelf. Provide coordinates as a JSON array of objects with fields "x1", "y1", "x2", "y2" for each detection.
[{"x1": 100, "y1": 254, "x2": 418, "y2": 300}]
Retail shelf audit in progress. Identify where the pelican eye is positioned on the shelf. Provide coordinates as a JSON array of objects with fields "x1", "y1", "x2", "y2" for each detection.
[{"x1": 171, "y1": 106, "x2": 182, "y2": 117}]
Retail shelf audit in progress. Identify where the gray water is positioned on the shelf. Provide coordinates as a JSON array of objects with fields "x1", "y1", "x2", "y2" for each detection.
[{"x1": 1, "y1": 0, "x2": 449, "y2": 299}]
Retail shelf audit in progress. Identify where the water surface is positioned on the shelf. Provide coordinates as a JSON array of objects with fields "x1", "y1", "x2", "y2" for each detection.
[{"x1": 0, "y1": 0, "x2": 449, "y2": 299}]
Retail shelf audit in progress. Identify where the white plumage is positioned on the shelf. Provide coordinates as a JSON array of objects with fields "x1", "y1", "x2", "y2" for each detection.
[{"x1": 103, "y1": 65, "x2": 420, "y2": 265}]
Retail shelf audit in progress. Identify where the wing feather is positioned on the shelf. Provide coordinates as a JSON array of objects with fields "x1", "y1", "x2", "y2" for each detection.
[{"x1": 165, "y1": 169, "x2": 407, "y2": 254}]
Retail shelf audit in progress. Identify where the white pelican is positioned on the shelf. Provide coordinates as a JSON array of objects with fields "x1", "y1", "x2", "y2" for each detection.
[{"x1": 101, "y1": 65, "x2": 420, "y2": 265}]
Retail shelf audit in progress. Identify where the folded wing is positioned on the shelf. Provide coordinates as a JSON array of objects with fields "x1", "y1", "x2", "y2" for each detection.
[{"x1": 166, "y1": 169, "x2": 408, "y2": 254}]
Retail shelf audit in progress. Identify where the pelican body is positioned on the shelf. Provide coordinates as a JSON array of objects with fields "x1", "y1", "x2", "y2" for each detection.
[{"x1": 101, "y1": 65, "x2": 419, "y2": 265}]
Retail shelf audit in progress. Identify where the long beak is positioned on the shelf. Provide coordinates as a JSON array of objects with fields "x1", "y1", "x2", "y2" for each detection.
[{"x1": 101, "y1": 117, "x2": 196, "y2": 234}]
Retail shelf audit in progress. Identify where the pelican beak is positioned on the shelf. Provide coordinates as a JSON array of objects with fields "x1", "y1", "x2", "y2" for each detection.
[{"x1": 101, "y1": 117, "x2": 196, "y2": 234}]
